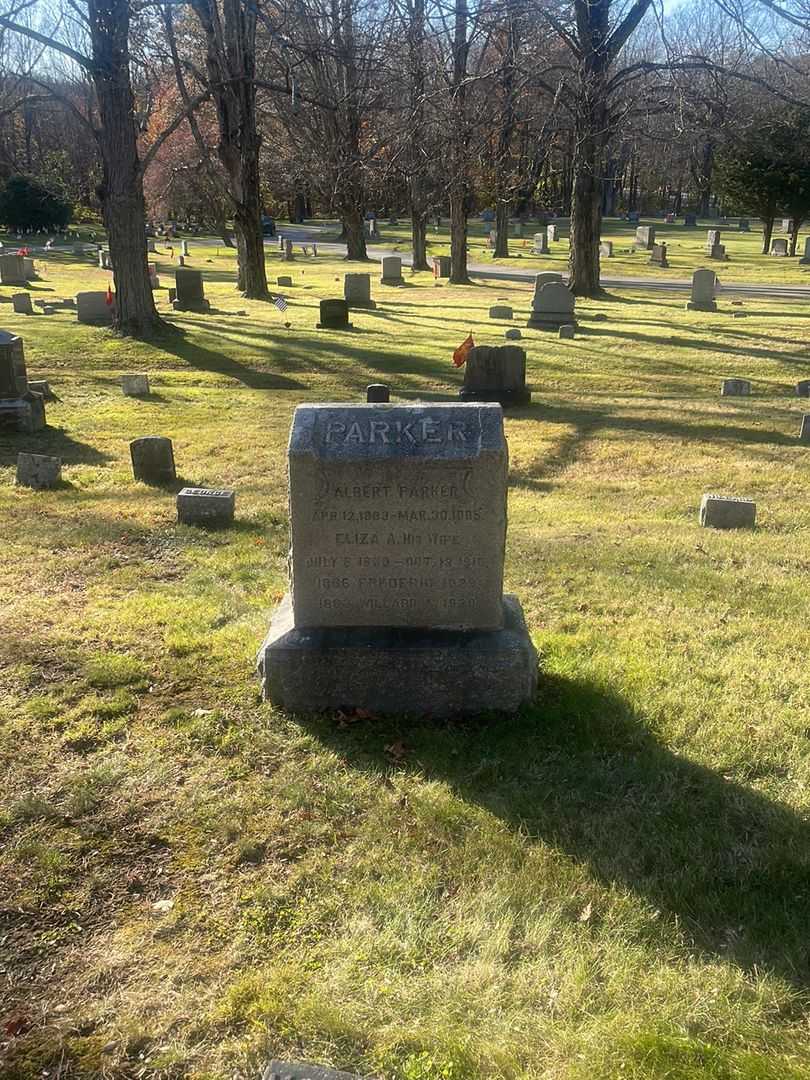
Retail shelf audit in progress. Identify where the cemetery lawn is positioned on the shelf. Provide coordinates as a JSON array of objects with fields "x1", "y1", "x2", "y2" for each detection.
[{"x1": 3, "y1": 244, "x2": 810, "y2": 1080}]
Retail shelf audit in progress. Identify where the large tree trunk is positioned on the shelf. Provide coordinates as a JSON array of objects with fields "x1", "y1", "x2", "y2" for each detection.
[
  {"x1": 494, "y1": 201, "x2": 509, "y2": 257},
  {"x1": 89, "y1": 0, "x2": 161, "y2": 337},
  {"x1": 343, "y1": 206, "x2": 368, "y2": 260},
  {"x1": 761, "y1": 216, "x2": 774, "y2": 255},
  {"x1": 406, "y1": 0, "x2": 429, "y2": 272},
  {"x1": 789, "y1": 217, "x2": 802, "y2": 257},
  {"x1": 569, "y1": 77, "x2": 606, "y2": 296},
  {"x1": 410, "y1": 205, "x2": 429, "y2": 271},
  {"x1": 232, "y1": 142, "x2": 268, "y2": 296},
  {"x1": 449, "y1": 0, "x2": 470, "y2": 284}
]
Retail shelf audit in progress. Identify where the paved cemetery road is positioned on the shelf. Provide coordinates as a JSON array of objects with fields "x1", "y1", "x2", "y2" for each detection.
[{"x1": 267, "y1": 225, "x2": 810, "y2": 300}]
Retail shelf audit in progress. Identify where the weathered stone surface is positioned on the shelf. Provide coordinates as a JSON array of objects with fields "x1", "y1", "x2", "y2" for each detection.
[
  {"x1": 0, "y1": 330, "x2": 45, "y2": 433},
  {"x1": 504, "y1": 328, "x2": 522, "y2": 340},
  {"x1": 489, "y1": 305, "x2": 513, "y2": 319},
  {"x1": 344, "y1": 273, "x2": 376, "y2": 309},
  {"x1": 257, "y1": 593, "x2": 538, "y2": 716},
  {"x1": 122, "y1": 374, "x2": 150, "y2": 397},
  {"x1": 287, "y1": 402, "x2": 507, "y2": 630},
  {"x1": 460, "y1": 345, "x2": 530, "y2": 407},
  {"x1": 16, "y1": 452, "x2": 61, "y2": 489},
  {"x1": 380, "y1": 256, "x2": 403, "y2": 284},
  {"x1": 77, "y1": 291, "x2": 114, "y2": 324},
  {"x1": 98, "y1": 249, "x2": 113, "y2": 270},
  {"x1": 11, "y1": 293, "x2": 32, "y2": 314},
  {"x1": 686, "y1": 269, "x2": 717, "y2": 311},
  {"x1": 177, "y1": 486, "x2": 235, "y2": 525},
  {"x1": 262, "y1": 1059, "x2": 364, "y2": 1080},
  {"x1": 559, "y1": 324, "x2": 575, "y2": 339},
  {"x1": 366, "y1": 383, "x2": 390, "y2": 402},
  {"x1": 532, "y1": 232, "x2": 549, "y2": 255},
  {"x1": 649, "y1": 243, "x2": 668, "y2": 267},
  {"x1": 130, "y1": 436, "x2": 176, "y2": 485},
  {"x1": 800, "y1": 415, "x2": 810, "y2": 442},
  {"x1": 277, "y1": 276, "x2": 293, "y2": 287},
  {"x1": 22, "y1": 258, "x2": 35, "y2": 279},
  {"x1": 172, "y1": 268, "x2": 210, "y2": 312},
  {"x1": 528, "y1": 281, "x2": 575, "y2": 328},
  {"x1": 547, "y1": 224, "x2": 557, "y2": 242},
  {"x1": 721, "y1": 378, "x2": 751, "y2": 396},
  {"x1": 635, "y1": 225, "x2": 655, "y2": 249},
  {"x1": 796, "y1": 379, "x2": 810, "y2": 397},
  {"x1": 317, "y1": 299, "x2": 352, "y2": 329},
  {"x1": 699, "y1": 493, "x2": 756, "y2": 529},
  {"x1": 28, "y1": 379, "x2": 54, "y2": 401},
  {"x1": 432, "y1": 255, "x2": 451, "y2": 277},
  {"x1": 771, "y1": 238, "x2": 788, "y2": 256},
  {"x1": 533, "y1": 272, "x2": 563, "y2": 289},
  {"x1": 0, "y1": 254, "x2": 26, "y2": 284}
]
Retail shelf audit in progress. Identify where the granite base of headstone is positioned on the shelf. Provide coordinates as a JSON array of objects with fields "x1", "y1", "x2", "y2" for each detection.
[
  {"x1": 122, "y1": 374, "x2": 150, "y2": 397},
  {"x1": 344, "y1": 273, "x2": 376, "y2": 309},
  {"x1": 366, "y1": 383, "x2": 390, "y2": 402},
  {"x1": 317, "y1": 299, "x2": 352, "y2": 330},
  {"x1": 256, "y1": 403, "x2": 538, "y2": 717},
  {"x1": 0, "y1": 330, "x2": 45, "y2": 432},
  {"x1": 130, "y1": 436, "x2": 176, "y2": 485},
  {"x1": 700, "y1": 494, "x2": 756, "y2": 529},
  {"x1": 721, "y1": 378, "x2": 751, "y2": 396},
  {"x1": 459, "y1": 345, "x2": 531, "y2": 407},
  {"x1": 177, "y1": 487, "x2": 235, "y2": 525},
  {"x1": 16, "y1": 452, "x2": 61, "y2": 489}
]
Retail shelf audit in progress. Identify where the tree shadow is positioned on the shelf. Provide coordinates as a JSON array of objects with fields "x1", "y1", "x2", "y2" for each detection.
[
  {"x1": 291, "y1": 671, "x2": 810, "y2": 992},
  {"x1": 158, "y1": 327, "x2": 307, "y2": 390},
  {"x1": 0, "y1": 426, "x2": 111, "y2": 468}
]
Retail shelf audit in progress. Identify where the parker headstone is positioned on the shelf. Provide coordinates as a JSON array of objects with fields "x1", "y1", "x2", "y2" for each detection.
[
  {"x1": 256, "y1": 402, "x2": 538, "y2": 715},
  {"x1": 173, "y1": 268, "x2": 210, "y2": 312},
  {"x1": 528, "y1": 280, "x2": 575, "y2": 329},
  {"x1": 721, "y1": 378, "x2": 751, "y2": 396},
  {"x1": 649, "y1": 242, "x2": 668, "y2": 267},
  {"x1": 317, "y1": 299, "x2": 352, "y2": 330},
  {"x1": 176, "y1": 487, "x2": 235, "y2": 525},
  {"x1": 12, "y1": 293, "x2": 33, "y2": 315},
  {"x1": 366, "y1": 383, "x2": 390, "y2": 402},
  {"x1": 130, "y1": 436, "x2": 176, "y2": 485},
  {"x1": 432, "y1": 255, "x2": 451, "y2": 278},
  {"x1": 344, "y1": 273, "x2": 376, "y2": 309},
  {"x1": 380, "y1": 256, "x2": 404, "y2": 285},
  {"x1": 459, "y1": 345, "x2": 531, "y2": 407},
  {"x1": 122, "y1": 374, "x2": 150, "y2": 397},
  {"x1": 599, "y1": 240, "x2": 613, "y2": 258},
  {"x1": 16, "y1": 452, "x2": 61, "y2": 489},
  {"x1": 700, "y1": 494, "x2": 756, "y2": 529},
  {"x1": 0, "y1": 254, "x2": 26, "y2": 284},
  {"x1": 686, "y1": 269, "x2": 717, "y2": 312},
  {"x1": 489, "y1": 304, "x2": 513, "y2": 319},
  {"x1": 635, "y1": 225, "x2": 655, "y2": 249},
  {"x1": 532, "y1": 232, "x2": 549, "y2": 255},
  {"x1": 0, "y1": 330, "x2": 45, "y2": 432},
  {"x1": 77, "y1": 291, "x2": 115, "y2": 325},
  {"x1": 771, "y1": 238, "x2": 788, "y2": 256}
]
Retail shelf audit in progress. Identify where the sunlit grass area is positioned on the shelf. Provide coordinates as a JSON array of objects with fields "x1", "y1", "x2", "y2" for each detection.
[{"x1": 2, "y1": 244, "x2": 810, "y2": 1079}]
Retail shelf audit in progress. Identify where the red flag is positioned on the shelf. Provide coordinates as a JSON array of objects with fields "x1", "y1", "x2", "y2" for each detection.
[
  {"x1": 105, "y1": 284, "x2": 114, "y2": 306},
  {"x1": 452, "y1": 333, "x2": 474, "y2": 368}
]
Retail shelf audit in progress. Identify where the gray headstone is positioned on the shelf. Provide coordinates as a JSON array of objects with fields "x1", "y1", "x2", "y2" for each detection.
[
  {"x1": 277, "y1": 276, "x2": 293, "y2": 287},
  {"x1": 635, "y1": 225, "x2": 655, "y2": 249},
  {"x1": 284, "y1": 238, "x2": 294, "y2": 261},
  {"x1": 317, "y1": 299, "x2": 352, "y2": 330},
  {"x1": 22, "y1": 258, "x2": 35, "y2": 279},
  {"x1": 532, "y1": 232, "x2": 549, "y2": 255},
  {"x1": 504, "y1": 328, "x2": 522, "y2": 340},
  {"x1": 28, "y1": 379, "x2": 54, "y2": 401},
  {"x1": 366, "y1": 383, "x2": 390, "y2": 403},
  {"x1": 686, "y1": 269, "x2": 717, "y2": 311},
  {"x1": 380, "y1": 256, "x2": 403, "y2": 284},
  {"x1": 77, "y1": 291, "x2": 115, "y2": 324},
  {"x1": 599, "y1": 240, "x2": 613, "y2": 258},
  {"x1": 782, "y1": 218, "x2": 792, "y2": 232},
  {"x1": 98, "y1": 249, "x2": 113, "y2": 270},
  {"x1": 173, "y1": 268, "x2": 209, "y2": 312},
  {"x1": 12, "y1": 293, "x2": 33, "y2": 315},
  {"x1": 180, "y1": 240, "x2": 189, "y2": 256},
  {"x1": 177, "y1": 487, "x2": 235, "y2": 525},
  {"x1": 16, "y1": 452, "x2": 61, "y2": 489},
  {"x1": 0, "y1": 330, "x2": 28, "y2": 398},
  {"x1": 0, "y1": 254, "x2": 26, "y2": 284},
  {"x1": 130, "y1": 436, "x2": 176, "y2": 485},
  {"x1": 796, "y1": 380, "x2": 810, "y2": 397},
  {"x1": 547, "y1": 224, "x2": 557, "y2": 242},
  {"x1": 432, "y1": 255, "x2": 451, "y2": 278},
  {"x1": 528, "y1": 281, "x2": 575, "y2": 328},
  {"x1": 649, "y1": 243, "x2": 668, "y2": 267},
  {"x1": 460, "y1": 345, "x2": 530, "y2": 407},
  {"x1": 344, "y1": 273, "x2": 376, "y2": 309},
  {"x1": 771, "y1": 238, "x2": 788, "y2": 256},
  {"x1": 489, "y1": 305, "x2": 513, "y2": 319},
  {"x1": 699, "y1": 494, "x2": 756, "y2": 529},
  {"x1": 800, "y1": 237, "x2": 810, "y2": 264},
  {"x1": 122, "y1": 374, "x2": 150, "y2": 397},
  {"x1": 721, "y1": 378, "x2": 751, "y2": 396},
  {"x1": 261, "y1": 1061, "x2": 362, "y2": 1080},
  {"x1": 285, "y1": 403, "x2": 507, "y2": 630},
  {"x1": 559, "y1": 324, "x2": 575, "y2": 339}
]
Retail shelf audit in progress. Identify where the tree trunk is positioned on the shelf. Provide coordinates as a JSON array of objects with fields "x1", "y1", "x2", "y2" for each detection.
[
  {"x1": 449, "y1": 194, "x2": 469, "y2": 283},
  {"x1": 406, "y1": 0, "x2": 429, "y2": 272},
  {"x1": 762, "y1": 216, "x2": 774, "y2": 255},
  {"x1": 89, "y1": 0, "x2": 161, "y2": 337},
  {"x1": 410, "y1": 205, "x2": 428, "y2": 271},
  {"x1": 569, "y1": 71, "x2": 606, "y2": 296},
  {"x1": 343, "y1": 206, "x2": 368, "y2": 260},
  {"x1": 449, "y1": 0, "x2": 470, "y2": 284},
  {"x1": 789, "y1": 217, "x2": 802, "y2": 257},
  {"x1": 495, "y1": 201, "x2": 509, "y2": 257}
]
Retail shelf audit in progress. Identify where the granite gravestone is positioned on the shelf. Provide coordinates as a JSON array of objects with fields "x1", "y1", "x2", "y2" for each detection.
[
  {"x1": 177, "y1": 487, "x2": 235, "y2": 525},
  {"x1": 459, "y1": 345, "x2": 531, "y2": 407},
  {"x1": 317, "y1": 299, "x2": 352, "y2": 330},
  {"x1": 130, "y1": 436, "x2": 176, "y2": 484},
  {"x1": 173, "y1": 268, "x2": 210, "y2": 312},
  {"x1": 635, "y1": 226, "x2": 655, "y2": 249},
  {"x1": 489, "y1": 304, "x2": 513, "y2": 319},
  {"x1": 380, "y1": 256, "x2": 404, "y2": 285},
  {"x1": 700, "y1": 494, "x2": 756, "y2": 529},
  {"x1": 527, "y1": 280, "x2": 575, "y2": 329},
  {"x1": 12, "y1": 293, "x2": 33, "y2": 314},
  {"x1": 547, "y1": 224, "x2": 557, "y2": 242},
  {"x1": 432, "y1": 255, "x2": 451, "y2": 278},
  {"x1": 344, "y1": 273, "x2": 376, "y2": 309},
  {"x1": 122, "y1": 374, "x2": 150, "y2": 397},
  {"x1": 256, "y1": 402, "x2": 537, "y2": 715},
  {"x1": 683, "y1": 213, "x2": 697, "y2": 227},
  {"x1": 800, "y1": 238, "x2": 810, "y2": 265},
  {"x1": 686, "y1": 269, "x2": 717, "y2": 311},
  {"x1": 0, "y1": 330, "x2": 45, "y2": 433},
  {"x1": 366, "y1": 383, "x2": 390, "y2": 402},
  {"x1": 0, "y1": 254, "x2": 26, "y2": 284},
  {"x1": 599, "y1": 240, "x2": 613, "y2": 258},
  {"x1": 77, "y1": 291, "x2": 114, "y2": 324},
  {"x1": 16, "y1": 452, "x2": 61, "y2": 489},
  {"x1": 800, "y1": 415, "x2": 810, "y2": 442},
  {"x1": 796, "y1": 379, "x2": 810, "y2": 397},
  {"x1": 771, "y1": 238, "x2": 788, "y2": 256},
  {"x1": 649, "y1": 243, "x2": 668, "y2": 267},
  {"x1": 532, "y1": 232, "x2": 549, "y2": 255},
  {"x1": 721, "y1": 378, "x2": 751, "y2": 396}
]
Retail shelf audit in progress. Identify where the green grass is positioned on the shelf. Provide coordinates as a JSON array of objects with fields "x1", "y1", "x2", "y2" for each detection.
[{"x1": 2, "y1": 243, "x2": 810, "y2": 1079}]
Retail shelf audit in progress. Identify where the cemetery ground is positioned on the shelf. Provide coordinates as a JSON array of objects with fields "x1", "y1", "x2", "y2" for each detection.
[{"x1": 3, "y1": 244, "x2": 810, "y2": 1080}]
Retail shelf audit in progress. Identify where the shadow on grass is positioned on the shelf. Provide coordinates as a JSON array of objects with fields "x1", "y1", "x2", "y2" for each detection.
[
  {"x1": 0, "y1": 426, "x2": 111, "y2": 468},
  {"x1": 295, "y1": 671, "x2": 810, "y2": 991},
  {"x1": 159, "y1": 327, "x2": 307, "y2": 391}
]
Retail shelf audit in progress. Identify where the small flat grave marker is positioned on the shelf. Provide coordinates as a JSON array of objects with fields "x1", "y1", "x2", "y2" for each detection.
[
  {"x1": 177, "y1": 487, "x2": 235, "y2": 525},
  {"x1": 122, "y1": 374, "x2": 150, "y2": 397},
  {"x1": 16, "y1": 452, "x2": 61, "y2": 489},
  {"x1": 721, "y1": 378, "x2": 751, "y2": 396},
  {"x1": 700, "y1": 494, "x2": 756, "y2": 529}
]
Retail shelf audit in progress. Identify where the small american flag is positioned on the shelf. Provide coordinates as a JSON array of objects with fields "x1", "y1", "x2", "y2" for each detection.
[{"x1": 273, "y1": 294, "x2": 288, "y2": 312}]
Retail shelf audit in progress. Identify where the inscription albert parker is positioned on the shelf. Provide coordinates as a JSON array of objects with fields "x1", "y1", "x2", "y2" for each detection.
[{"x1": 288, "y1": 402, "x2": 507, "y2": 630}]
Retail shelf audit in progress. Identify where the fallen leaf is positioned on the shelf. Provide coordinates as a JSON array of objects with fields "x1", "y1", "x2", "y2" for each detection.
[{"x1": 578, "y1": 901, "x2": 593, "y2": 923}]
